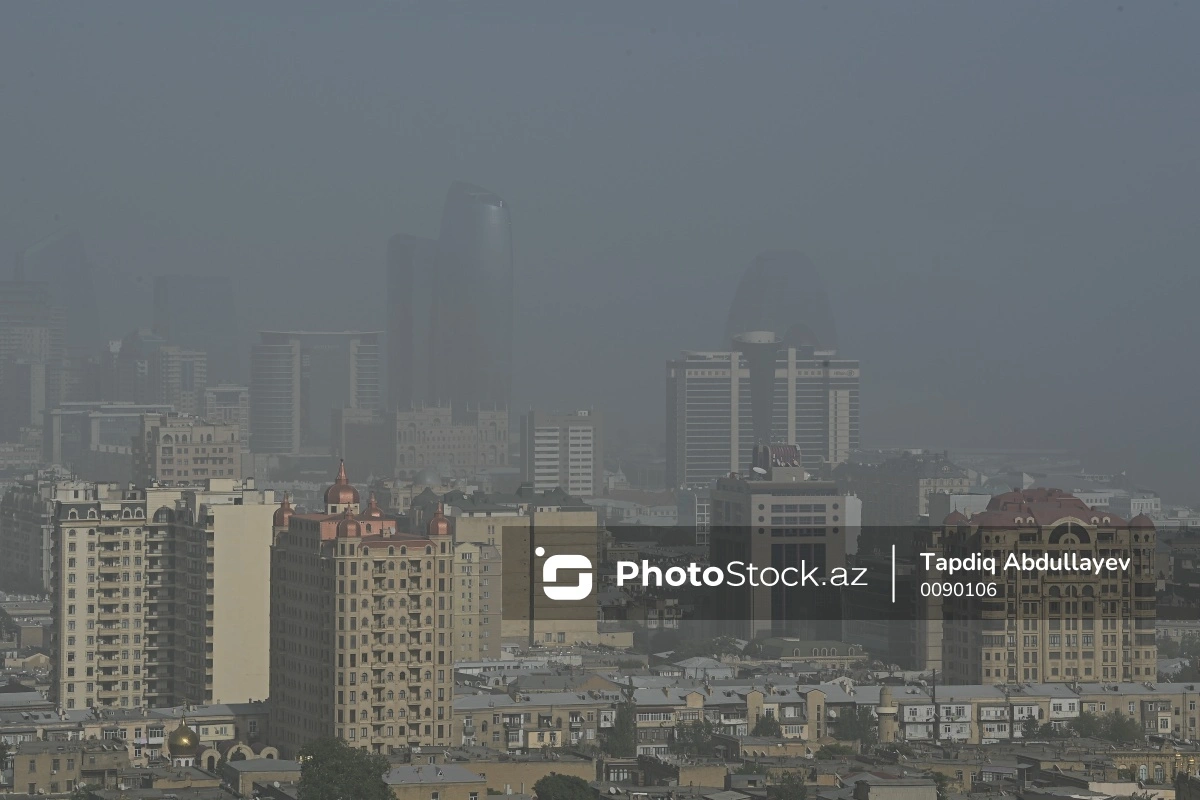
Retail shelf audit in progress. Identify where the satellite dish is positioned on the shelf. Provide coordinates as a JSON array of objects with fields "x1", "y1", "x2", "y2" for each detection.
[{"x1": 752, "y1": 467, "x2": 767, "y2": 475}]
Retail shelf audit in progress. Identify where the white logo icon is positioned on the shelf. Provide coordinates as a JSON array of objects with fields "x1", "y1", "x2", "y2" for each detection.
[{"x1": 536, "y1": 546, "x2": 593, "y2": 601}]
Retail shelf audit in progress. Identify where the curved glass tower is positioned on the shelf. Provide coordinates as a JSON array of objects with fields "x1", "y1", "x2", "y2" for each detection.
[
  {"x1": 431, "y1": 181, "x2": 513, "y2": 416},
  {"x1": 725, "y1": 250, "x2": 838, "y2": 353}
]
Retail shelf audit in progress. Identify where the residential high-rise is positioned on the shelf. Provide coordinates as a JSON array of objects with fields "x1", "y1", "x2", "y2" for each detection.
[
  {"x1": 386, "y1": 235, "x2": 438, "y2": 410},
  {"x1": 708, "y1": 444, "x2": 862, "y2": 640},
  {"x1": 152, "y1": 275, "x2": 244, "y2": 384},
  {"x1": 937, "y1": 488, "x2": 1158, "y2": 685},
  {"x1": 666, "y1": 344, "x2": 860, "y2": 488},
  {"x1": 430, "y1": 182, "x2": 513, "y2": 415},
  {"x1": 250, "y1": 331, "x2": 381, "y2": 454},
  {"x1": 520, "y1": 409, "x2": 603, "y2": 498},
  {"x1": 48, "y1": 478, "x2": 276, "y2": 710},
  {"x1": 115, "y1": 329, "x2": 208, "y2": 415},
  {"x1": 268, "y1": 463, "x2": 457, "y2": 756},
  {"x1": 203, "y1": 384, "x2": 251, "y2": 454},
  {"x1": 44, "y1": 401, "x2": 173, "y2": 483},
  {"x1": 131, "y1": 413, "x2": 243, "y2": 487}
]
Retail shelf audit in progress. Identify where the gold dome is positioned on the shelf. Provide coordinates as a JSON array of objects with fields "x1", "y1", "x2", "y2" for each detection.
[
  {"x1": 167, "y1": 718, "x2": 201, "y2": 756},
  {"x1": 324, "y1": 460, "x2": 360, "y2": 506}
]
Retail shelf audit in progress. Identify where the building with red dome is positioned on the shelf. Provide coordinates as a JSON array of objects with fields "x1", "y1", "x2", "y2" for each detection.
[{"x1": 268, "y1": 461, "x2": 457, "y2": 758}]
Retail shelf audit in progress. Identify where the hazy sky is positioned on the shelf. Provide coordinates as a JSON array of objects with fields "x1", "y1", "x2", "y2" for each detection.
[{"x1": 3, "y1": 3, "x2": 1198, "y2": 499}]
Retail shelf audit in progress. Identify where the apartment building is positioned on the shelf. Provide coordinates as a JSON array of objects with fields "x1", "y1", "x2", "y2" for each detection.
[
  {"x1": 454, "y1": 690, "x2": 619, "y2": 752},
  {"x1": 268, "y1": 462, "x2": 457, "y2": 757},
  {"x1": 0, "y1": 468, "x2": 71, "y2": 593},
  {"x1": 131, "y1": 412, "x2": 243, "y2": 487},
  {"x1": 48, "y1": 478, "x2": 276, "y2": 711},
  {"x1": 937, "y1": 488, "x2": 1158, "y2": 684},
  {"x1": 453, "y1": 541, "x2": 503, "y2": 662},
  {"x1": 10, "y1": 739, "x2": 129, "y2": 796}
]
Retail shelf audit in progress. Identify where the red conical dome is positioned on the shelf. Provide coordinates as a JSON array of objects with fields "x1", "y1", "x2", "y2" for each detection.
[
  {"x1": 273, "y1": 493, "x2": 294, "y2": 528},
  {"x1": 427, "y1": 502, "x2": 451, "y2": 537},
  {"x1": 336, "y1": 506, "x2": 361, "y2": 538},
  {"x1": 364, "y1": 492, "x2": 384, "y2": 519},
  {"x1": 324, "y1": 460, "x2": 360, "y2": 507}
]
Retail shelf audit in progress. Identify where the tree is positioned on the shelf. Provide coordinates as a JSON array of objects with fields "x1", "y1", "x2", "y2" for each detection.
[
  {"x1": 1100, "y1": 710, "x2": 1144, "y2": 743},
  {"x1": 752, "y1": 714, "x2": 782, "y2": 738},
  {"x1": 534, "y1": 774, "x2": 592, "y2": 800},
  {"x1": 602, "y1": 702, "x2": 637, "y2": 757},
  {"x1": 833, "y1": 708, "x2": 878, "y2": 747},
  {"x1": 1069, "y1": 711, "x2": 1102, "y2": 738},
  {"x1": 0, "y1": 739, "x2": 10, "y2": 769},
  {"x1": 815, "y1": 743, "x2": 855, "y2": 760},
  {"x1": 766, "y1": 771, "x2": 808, "y2": 800},
  {"x1": 671, "y1": 719, "x2": 716, "y2": 756},
  {"x1": 1021, "y1": 715, "x2": 1041, "y2": 739},
  {"x1": 296, "y1": 737, "x2": 391, "y2": 800},
  {"x1": 930, "y1": 772, "x2": 949, "y2": 800}
]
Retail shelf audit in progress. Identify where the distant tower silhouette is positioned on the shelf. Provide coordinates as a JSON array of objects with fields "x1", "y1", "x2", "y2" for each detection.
[{"x1": 725, "y1": 251, "x2": 838, "y2": 353}]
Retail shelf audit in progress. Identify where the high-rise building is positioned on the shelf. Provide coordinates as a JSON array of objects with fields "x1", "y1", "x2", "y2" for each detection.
[
  {"x1": 666, "y1": 344, "x2": 860, "y2": 489},
  {"x1": 48, "y1": 478, "x2": 276, "y2": 710},
  {"x1": 203, "y1": 384, "x2": 251, "y2": 454},
  {"x1": 386, "y1": 235, "x2": 438, "y2": 410},
  {"x1": 115, "y1": 330, "x2": 208, "y2": 415},
  {"x1": 452, "y1": 541, "x2": 503, "y2": 662},
  {"x1": 268, "y1": 463, "x2": 457, "y2": 756},
  {"x1": 152, "y1": 275, "x2": 244, "y2": 384},
  {"x1": 430, "y1": 182, "x2": 513, "y2": 415},
  {"x1": 833, "y1": 450, "x2": 973, "y2": 529},
  {"x1": 0, "y1": 468, "x2": 71, "y2": 594},
  {"x1": 725, "y1": 250, "x2": 838, "y2": 353},
  {"x1": 131, "y1": 413, "x2": 243, "y2": 487},
  {"x1": 936, "y1": 488, "x2": 1158, "y2": 685},
  {"x1": 15, "y1": 230, "x2": 99, "y2": 352},
  {"x1": 709, "y1": 444, "x2": 862, "y2": 640},
  {"x1": 0, "y1": 279, "x2": 66, "y2": 439},
  {"x1": 520, "y1": 409, "x2": 603, "y2": 498},
  {"x1": 250, "y1": 331, "x2": 381, "y2": 454}
]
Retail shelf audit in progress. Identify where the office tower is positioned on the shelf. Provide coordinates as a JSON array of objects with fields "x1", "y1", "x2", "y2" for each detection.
[
  {"x1": 666, "y1": 344, "x2": 860, "y2": 488},
  {"x1": 250, "y1": 331, "x2": 381, "y2": 454},
  {"x1": 48, "y1": 478, "x2": 276, "y2": 709},
  {"x1": 0, "y1": 469, "x2": 69, "y2": 593},
  {"x1": 386, "y1": 235, "x2": 438, "y2": 409},
  {"x1": 203, "y1": 384, "x2": 251, "y2": 453},
  {"x1": 332, "y1": 408, "x2": 394, "y2": 480},
  {"x1": 938, "y1": 488, "x2": 1157, "y2": 685},
  {"x1": 115, "y1": 330, "x2": 209, "y2": 415},
  {"x1": 725, "y1": 250, "x2": 838, "y2": 353},
  {"x1": 152, "y1": 275, "x2": 244, "y2": 384},
  {"x1": 709, "y1": 444, "x2": 862, "y2": 640},
  {"x1": 430, "y1": 182, "x2": 513, "y2": 415},
  {"x1": 677, "y1": 488, "x2": 711, "y2": 547},
  {"x1": 0, "y1": 279, "x2": 66, "y2": 438},
  {"x1": 520, "y1": 409, "x2": 603, "y2": 498},
  {"x1": 131, "y1": 413, "x2": 243, "y2": 487},
  {"x1": 44, "y1": 401, "x2": 173, "y2": 483},
  {"x1": 268, "y1": 463, "x2": 457, "y2": 756},
  {"x1": 392, "y1": 404, "x2": 509, "y2": 478},
  {"x1": 15, "y1": 230, "x2": 99, "y2": 352}
]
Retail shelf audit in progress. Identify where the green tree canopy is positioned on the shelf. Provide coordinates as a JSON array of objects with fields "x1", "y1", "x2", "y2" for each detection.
[
  {"x1": 752, "y1": 714, "x2": 782, "y2": 737},
  {"x1": 671, "y1": 719, "x2": 717, "y2": 756},
  {"x1": 766, "y1": 771, "x2": 808, "y2": 800},
  {"x1": 297, "y1": 737, "x2": 391, "y2": 800},
  {"x1": 602, "y1": 702, "x2": 637, "y2": 757},
  {"x1": 534, "y1": 774, "x2": 593, "y2": 800},
  {"x1": 833, "y1": 707, "x2": 878, "y2": 747}
]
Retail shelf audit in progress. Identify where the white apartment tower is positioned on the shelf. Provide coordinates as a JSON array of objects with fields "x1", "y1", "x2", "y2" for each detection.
[{"x1": 520, "y1": 409, "x2": 603, "y2": 498}]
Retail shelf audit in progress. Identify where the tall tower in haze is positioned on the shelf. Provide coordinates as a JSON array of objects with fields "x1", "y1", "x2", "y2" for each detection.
[
  {"x1": 430, "y1": 181, "x2": 513, "y2": 417},
  {"x1": 385, "y1": 234, "x2": 438, "y2": 409}
]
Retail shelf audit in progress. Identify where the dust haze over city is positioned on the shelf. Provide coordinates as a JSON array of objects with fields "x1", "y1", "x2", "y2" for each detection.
[{"x1": 4, "y1": 4, "x2": 1200, "y2": 796}]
